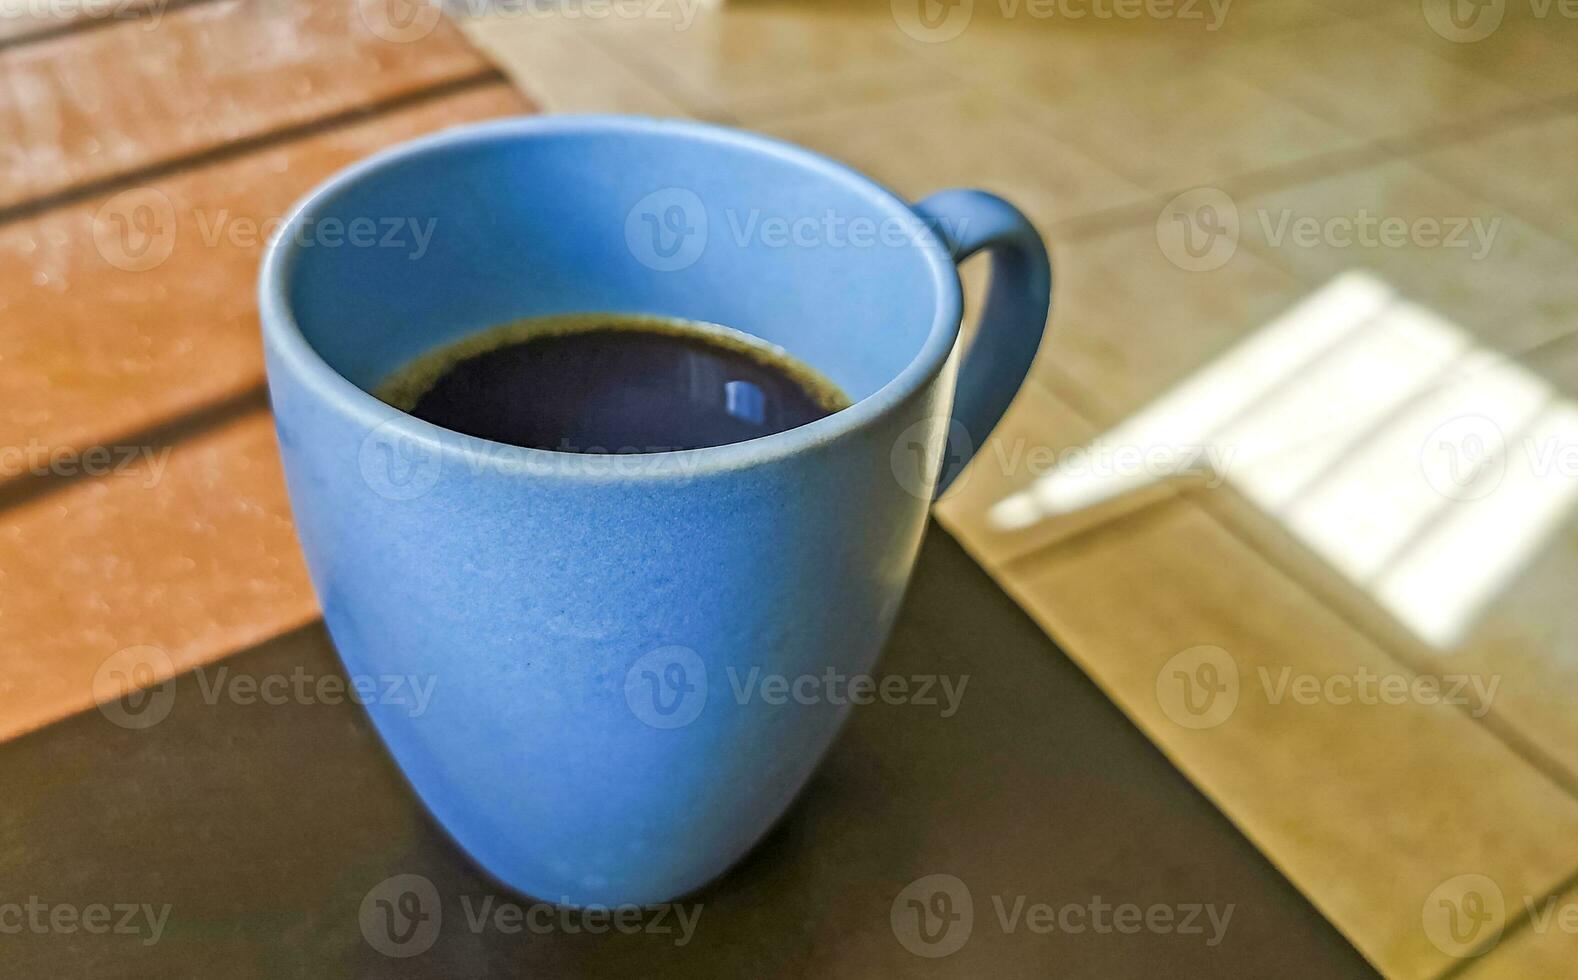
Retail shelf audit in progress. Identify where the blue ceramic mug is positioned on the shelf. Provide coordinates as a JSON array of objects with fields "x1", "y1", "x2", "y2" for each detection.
[{"x1": 259, "y1": 115, "x2": 1049, "y2": 906}]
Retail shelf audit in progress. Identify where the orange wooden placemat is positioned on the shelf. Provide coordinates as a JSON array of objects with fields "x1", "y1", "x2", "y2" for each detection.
[{"x1": 0, "y1": 0, "x2": 533, "y2": 742}]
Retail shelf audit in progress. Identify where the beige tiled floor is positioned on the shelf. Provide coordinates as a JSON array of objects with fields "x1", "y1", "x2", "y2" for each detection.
[
  {"x1": 1235, "y1": 158, "x2": 1578, "y2": 354},
  {"x1": 999, "y1": 498, "x2": 1578, "y2": 977},
  {"x1": 1019, "y1": 62, "x2": 1365, "y2": 192},
  {"x1": 934, "y1": 380, "x2": 1183, "y2": 565},
  {"x1": 1224, "y1": 19, "x2": 1534, "y2": 143},
  {"x1": 1366, "y1": 2, "x2": 1578, "y2": 100},
  {"x1": 1411, "y1": 113, "x2": 1578, "y2": 250},
  {"x1": 463, "y1": 3, "x2": 1578, "y2": 976},
  {"x1": 760, "y1": 87, "x2": 1150, "y2": 230},
  {"x1": 1030, "y1": 222, "x2": 1312, "y2": 421}
]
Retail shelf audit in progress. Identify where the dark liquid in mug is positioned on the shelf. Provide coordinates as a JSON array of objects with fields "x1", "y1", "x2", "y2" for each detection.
[{"x1": 376, "y1": 314, "x2": 850, "y2": 453}]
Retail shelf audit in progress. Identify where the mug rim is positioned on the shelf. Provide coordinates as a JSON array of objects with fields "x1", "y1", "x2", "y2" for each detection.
[{"x1": 258, "y1": 113, "x2": 964, "y2": 480}]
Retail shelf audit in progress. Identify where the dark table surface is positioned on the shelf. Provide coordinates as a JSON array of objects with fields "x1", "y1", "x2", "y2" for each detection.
[{"x1": 1, "y1": 527, "x2": 1374, "y2": 978}]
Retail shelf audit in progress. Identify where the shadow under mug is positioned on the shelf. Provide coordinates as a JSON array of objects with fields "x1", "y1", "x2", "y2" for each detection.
[{"x1": 259, "y1": 115, "x2": 1050, "y2": 906}]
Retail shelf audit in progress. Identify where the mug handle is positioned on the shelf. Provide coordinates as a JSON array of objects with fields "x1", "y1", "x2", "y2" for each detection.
[{"x1": 912, "y1": 189, "x2": 1052, "y2": 497}]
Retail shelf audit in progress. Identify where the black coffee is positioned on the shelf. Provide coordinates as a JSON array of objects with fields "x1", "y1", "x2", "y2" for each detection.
[{"x1": 376, "y1": 314, "x2": 849, "y2": 453}]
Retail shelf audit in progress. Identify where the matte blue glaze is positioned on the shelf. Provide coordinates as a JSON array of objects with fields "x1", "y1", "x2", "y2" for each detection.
[{"x1": 258, "y1": 115, "x2": 1050, "y2": 906}]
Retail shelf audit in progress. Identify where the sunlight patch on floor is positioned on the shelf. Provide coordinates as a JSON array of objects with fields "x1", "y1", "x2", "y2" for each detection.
[{"x1": 991, "y1": 271, "x2": 1578, "y2": 648}]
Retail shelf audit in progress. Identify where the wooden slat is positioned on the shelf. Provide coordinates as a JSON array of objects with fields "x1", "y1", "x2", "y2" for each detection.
[
  {"x1": 0, "y1": 0, "x2": 494, "y2": 212},
  {"x1": 0, "y1": 82, "x2": 527, "y2": 476},
  {"x1": 0, "y1": 410, "x2": 317, "y2": 742}
]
